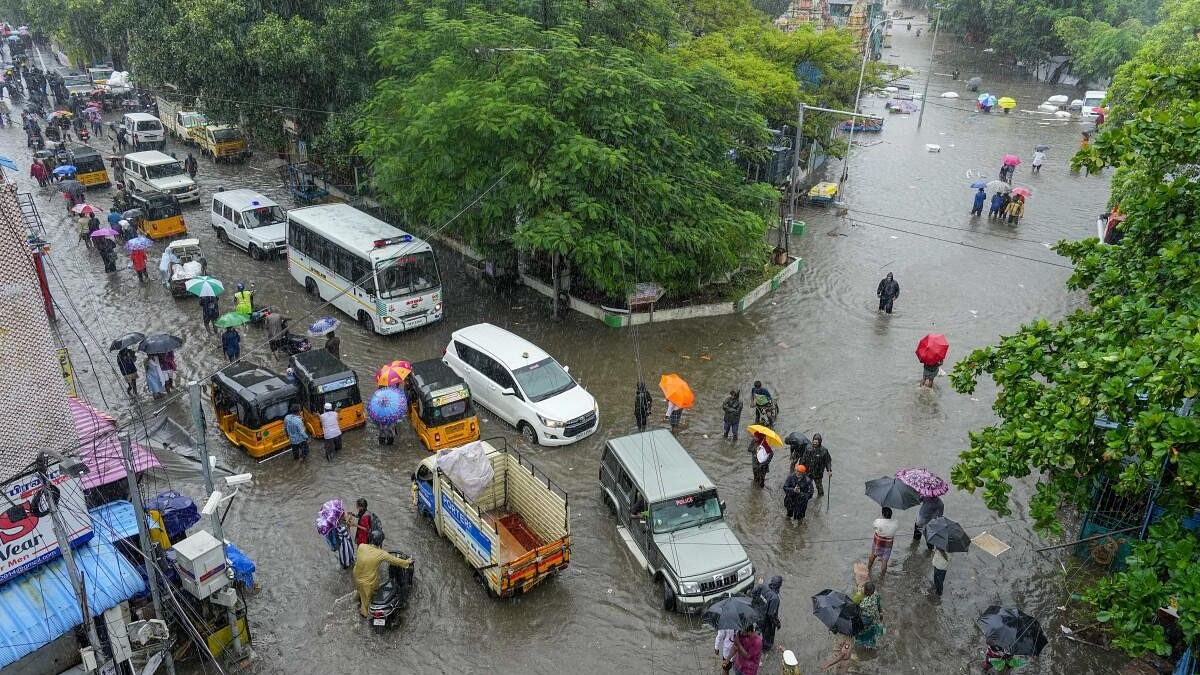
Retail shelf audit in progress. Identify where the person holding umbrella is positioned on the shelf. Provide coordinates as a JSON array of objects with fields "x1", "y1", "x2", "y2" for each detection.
[
  {"x1": 117, "y1": 347, "x2": 138, "y2": 396},
  {"x1": 1006, "y1": 193, "x2": 1026, "y2": 225},
  {"x1": 978, "y1": 606, "x2": 1047, "y2": 671},
  {"x1": 144, "y1": 353, "x2": 165, "y2": 399},
  {"x1": 924, "y1": 517, "x2": 970, "y2": 595},
  {"x1": 200, "y1": 296, "x2": 220, "y2": 333},
  {"x1": 971, "y1": 186, "x2": 987, "y2": 216},
  {"x1": 703, "y1": 596, "x2": 763, "y2": 674},
  {"x1": 854, "y1": 581, "x2": 884, "y2": 648},
  {"x1": 812, "y1": 589, "x2": 862, "y2": 673},
  {"x1": 222, "y1": 325, "x2": 241, "y2": 362},
  {"x1": 659, "y1": 373, "x2": 694, "y2": 430},
  {"x1": 896, "y1": 467, "x2": 949, "y2": 545},
  {"x1": 747, "y1": 426, "x2": 780, "y2": 488},
  {"x1": 916, "y1": 333, "x2": 949, "y2": 388},
  {"x1": 367, "y1": 387, "x2": 407, "y2": 446},
  {"x1": 128, "y1": 241, "x2": 148, "y2": 282}
]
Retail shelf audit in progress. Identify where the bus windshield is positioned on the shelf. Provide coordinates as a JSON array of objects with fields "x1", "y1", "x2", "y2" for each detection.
[
  {"x1": 147, "y1": 162, "x2": 185, "y2": 179},
  {"x1": 650, "y1": 491, "x2": 723, "y2": 534},
  {"x1": 374, "y1": 250, "x2": 439, "y2": 299},
  {"x1": 243, "y1": 206, "x2": 284, "y2": 229}
]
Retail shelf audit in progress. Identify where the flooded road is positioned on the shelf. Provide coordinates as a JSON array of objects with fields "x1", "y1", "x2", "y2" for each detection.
[{"x1": 19, "y1": 18, "x2": 1119, "y2": 675}]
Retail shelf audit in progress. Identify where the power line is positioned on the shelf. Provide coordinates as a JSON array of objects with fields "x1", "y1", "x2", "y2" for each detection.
[{"x1": 845, "y1": 216, "x2": 1075, "y2": 269}]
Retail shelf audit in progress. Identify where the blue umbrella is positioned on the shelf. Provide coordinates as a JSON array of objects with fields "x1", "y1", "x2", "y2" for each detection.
[
  {"x1": 52, "y1": 164, "x2": 77, "y2": 176},
  {"x1": 307, "y1": 316, "x2": 340, "y2": 337},
  {"x1": 125, "y1": 236, "x2": 153, "y2": 252},
  {"x1": 970, "y1": 179, "x2": 989, "y2": 189},
  {"x1": 367, "y1": 387, "x2": 407, "y2": 425},
  {"x1": 978, "y1": 92, "x2": 990, "y2": 103},
  {"x1": 0, "y1": 155, "x2": 18, "y2": 171}
]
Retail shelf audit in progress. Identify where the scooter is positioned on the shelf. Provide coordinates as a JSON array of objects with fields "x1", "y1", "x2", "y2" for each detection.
[
  {"x1": 278, "y1": 330, "x2": 311, "y2": 356},
  {"x1": 368, "y1": 552, "x2": 415, "y2": 632}
]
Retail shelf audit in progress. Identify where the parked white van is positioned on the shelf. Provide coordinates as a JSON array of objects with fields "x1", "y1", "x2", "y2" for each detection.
[
  {"x1": 443, "y1": 323, "x2": 598, "y2": 446},
  {"x1": 123, "y1": 151, "x2": 199, "y2": 203},
  {"x1": 122, "y1": 112, "x2": 165, "y2": 150},
  {"x1": 210, "y1": 189, "x2": 286, "y2": 259},
  {"x1": 1081, "y1": 90, "x2": 1107, "y2": 119}
]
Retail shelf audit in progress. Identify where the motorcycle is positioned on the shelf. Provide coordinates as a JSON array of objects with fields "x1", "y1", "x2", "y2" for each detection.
[
  {"x1": 278, "y1": 330, "x2": 311, "y2": 356},
  {"x1": 368, "y1": 552, "x2": 415, "y2": 632}
]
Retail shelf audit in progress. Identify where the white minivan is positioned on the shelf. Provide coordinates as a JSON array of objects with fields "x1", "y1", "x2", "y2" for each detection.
[
  {"x1": 1081, "y1": 90, "x2": 1107, "y2": 119},
  {"x1": 122, "y1": 112, "x2": 166, "y2": 150},
  {"x1": 444, "y1": 323, "x2": 598, "y2": 446},
  {"x1": 210, "y1": 189, "x2": 286, "y2": 259},
  {"x1": 123, "y1": 151, "x2": 199, "y2": 203}
]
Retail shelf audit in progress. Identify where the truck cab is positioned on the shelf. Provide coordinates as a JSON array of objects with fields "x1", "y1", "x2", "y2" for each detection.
[
  {"x1": 190, "y1": 124, "x2": 250, "y2": 162},
  {"x1": 600, "y1": 430, "x2": 754, "y2": 612}
]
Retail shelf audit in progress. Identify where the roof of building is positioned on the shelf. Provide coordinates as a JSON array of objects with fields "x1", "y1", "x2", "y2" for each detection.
[
  {"x1": 0, "y1": 501, "x2": 148, "y2": 668},
  {"x1": 606, "y1": 430, "x2": 714, "y2": 503}
]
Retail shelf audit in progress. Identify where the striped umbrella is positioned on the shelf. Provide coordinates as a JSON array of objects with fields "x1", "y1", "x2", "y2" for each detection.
[
  {"x1": 375, "y1": 360, "x2": 413, "y2": 387},
  {"x1": 186, "y1": 276, "x2": 225, "y2": 298}
]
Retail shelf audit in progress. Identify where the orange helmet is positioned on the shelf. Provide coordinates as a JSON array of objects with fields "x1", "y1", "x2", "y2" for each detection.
[{"x1": 796, "y1": 464, "x2": 807, "y2": 473}]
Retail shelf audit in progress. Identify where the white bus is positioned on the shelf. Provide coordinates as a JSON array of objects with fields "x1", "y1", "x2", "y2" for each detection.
[{"x1": 286, "y1": 204, "x2": 443, "y2": 335}]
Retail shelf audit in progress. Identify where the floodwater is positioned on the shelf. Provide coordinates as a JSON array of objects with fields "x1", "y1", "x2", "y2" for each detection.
[{"x1": 14, "y1": 15, "x2": 1120, "y2": 675}]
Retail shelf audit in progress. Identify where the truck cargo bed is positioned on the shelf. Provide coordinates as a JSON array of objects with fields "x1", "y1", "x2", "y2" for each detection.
[{"x1": 484, "y1": 510, "x2": 544, "y2": 563}]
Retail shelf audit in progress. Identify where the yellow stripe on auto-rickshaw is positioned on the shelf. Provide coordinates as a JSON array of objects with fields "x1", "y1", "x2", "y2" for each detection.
[{"x1": 77, "y1": 171, "x2": 109, "y2": 187}]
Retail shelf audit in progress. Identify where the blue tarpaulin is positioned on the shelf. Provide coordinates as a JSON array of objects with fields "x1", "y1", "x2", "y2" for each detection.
[{"x1": 0, "y1": 501, "x2": 148, "y2": 668}]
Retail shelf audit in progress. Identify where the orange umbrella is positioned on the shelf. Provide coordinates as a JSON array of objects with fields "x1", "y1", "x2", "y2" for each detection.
[
  {"x1": 375, "y1": 360, "x2": 413, "y2": 387},
  {"x1": 659, "y1": 373, "x2": 695, "y2": 409}
]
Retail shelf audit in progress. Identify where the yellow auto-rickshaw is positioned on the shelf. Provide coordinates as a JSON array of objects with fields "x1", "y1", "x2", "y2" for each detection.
[
  {"x1": 128, "y1": 189, "x2": 186, "y2": 240},
  {"x1": 290, "y1": 349, "x2": 365, "y2": 437},
  {"x1": 210, "y1": 362, "x2": 298, "y2": 459},
  {"x1": 66, "y1": 143, "x2": 109, "y2": 188},
  {"x1": 405, "y1": 359, "x2": 479, "y2": 451}
]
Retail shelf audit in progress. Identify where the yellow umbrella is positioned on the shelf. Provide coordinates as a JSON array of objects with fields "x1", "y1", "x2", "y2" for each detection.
[
  {"x1": 998, "y1": 96, "x2": 1016, "y2": 110},
  {"x1": 746, "y1": 424, "x2": 783, "y2": 447}
]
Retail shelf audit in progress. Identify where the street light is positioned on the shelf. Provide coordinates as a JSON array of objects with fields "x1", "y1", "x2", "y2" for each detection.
[
  {"x1": 839, "y1": 17, "x2": 890, "y2": 194},
  {"x1": 916, "y1": 5, "x2": 946, "y2": 128}
]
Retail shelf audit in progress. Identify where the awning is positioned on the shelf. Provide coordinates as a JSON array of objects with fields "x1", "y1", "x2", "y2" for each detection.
[
  {"x1": 69, "y1": 397, "x2": 161, "y2": 490},
  {"x1": 0, "y1": 501, "x2": 148, "y2": 668}
]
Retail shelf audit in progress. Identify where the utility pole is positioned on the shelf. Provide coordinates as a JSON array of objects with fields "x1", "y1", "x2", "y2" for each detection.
[
  {"x1": 118, "y1": 433, "x2": 177, "y2": 675},
  {"x1": 782, "y1": 102, "x2": 806, "y2": 257},
  {"x1": 188, "y1": 381, "x2": 245, "y2": 662},
  {"x1": 917, "y1": 7, "x2": 943, "y2": 129},
  {"x1": 37, "y1": 453, "x2": 104, "y2": 672},
  {"x1": 839, "y1": 18, "x2": 889, "y2": 192}
]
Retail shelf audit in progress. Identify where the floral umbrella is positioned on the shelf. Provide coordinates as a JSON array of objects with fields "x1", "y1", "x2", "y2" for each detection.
[
  {"x1": 367, "y1": 387, "x2": 408, "y2": 425},
  {"x1": 895, "y1": 467, "x2": 950, "y2": 497},
  {"x1": 316, "y1": 498, "x2": 345, "y2": 536}
]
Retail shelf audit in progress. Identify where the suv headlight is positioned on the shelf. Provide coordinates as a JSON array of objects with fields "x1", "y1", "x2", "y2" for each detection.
[
  {"x1": 680, "y1": 581, "x2": 701, "y2": 595},
  {"x1": 737, "y1": 564, "x2": 753, "y2": 581},
  {"x1": 537, "y1": 414, "x2": 564, "y2": 428}
]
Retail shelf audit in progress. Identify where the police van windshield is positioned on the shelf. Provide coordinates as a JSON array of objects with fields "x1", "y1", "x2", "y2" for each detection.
[
  {"x1": 650, "y1": 491, "x2": 722, "y2": 534},
  {"x1": 374, "y1": 250, "x2": 440, "y2": 299}
]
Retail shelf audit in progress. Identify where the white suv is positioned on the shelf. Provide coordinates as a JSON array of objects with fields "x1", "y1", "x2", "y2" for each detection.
[
  {"x1": 211, "y1": 189, "x2": 287, "y2": 260},
  {"x1": 443, "y1": 323, "x2": 598, "y2": 446}
]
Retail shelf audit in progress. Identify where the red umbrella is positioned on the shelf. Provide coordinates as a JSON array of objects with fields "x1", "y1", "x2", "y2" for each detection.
[
  {"x1": 916, "y1": 334, "x2": 949, "y2": 366},
  {"x1": 1002, "y1": 154, "x2": 1021, "y2": 166}
]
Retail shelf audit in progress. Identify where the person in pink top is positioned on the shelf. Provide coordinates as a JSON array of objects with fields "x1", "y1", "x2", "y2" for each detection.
[{"x1": 733, "y1": 625, "x2": 763, "y2": 675}]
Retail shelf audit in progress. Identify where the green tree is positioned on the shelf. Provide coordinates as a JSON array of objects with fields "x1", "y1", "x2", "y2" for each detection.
[
  {"x1": 358, "y1": 7, "x2": 778, "y2": 299},
  {"x1": 1054, "y1": 16, "x2": 1146, "y2": 82}
]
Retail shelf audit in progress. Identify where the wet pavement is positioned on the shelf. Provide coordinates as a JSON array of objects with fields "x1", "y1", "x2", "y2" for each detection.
[{"x1": 15, "y1": 17, "x2": 1119, "y2": 675}]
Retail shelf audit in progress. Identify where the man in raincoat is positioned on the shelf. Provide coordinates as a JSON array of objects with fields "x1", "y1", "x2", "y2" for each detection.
[
  {"x1": 988, "y1": 192, "x2": 1006, "y2": 218},
  {"x1": 633, "y1": 381, "x2": 652, "y2": 432},
  {"x1": 753, "y1": 575, "x2": 784, "y2": 652},
  {"x1": 721, "y1": 390, "x2": 742, "y2": 441},
  {"x1": 970, "y1": 187, "x2": 987, "y2": 216},
  {"x1": 352, "y1": 530, "x2": 412, "y2": 617},
  {"x1": 802, "y1": 433, "x2": 832, "y2": 497},
  {"x1": 876, "y1": 273, "x2": 900, "y2": 314},
  {"x1": 782, "y1": 464, "x2": 814, "y2": 521}
]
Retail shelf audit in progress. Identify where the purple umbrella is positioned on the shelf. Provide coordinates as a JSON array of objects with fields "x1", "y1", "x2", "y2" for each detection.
[
  {"x1": 895, "y1": 467, "x2": 950, "y2": 498},
  {"x1": 90, "y1": 228, "x2": 120, "y2": 238},
  {"x1": 125, "y1": 236, "x2": 153, "y2": 251},
  {"x1": 367, "y1": 387, "x2": 407, "y2": 425},
  {"x1": 316, "y1": 498, "x2": 345, "y2": 536}
]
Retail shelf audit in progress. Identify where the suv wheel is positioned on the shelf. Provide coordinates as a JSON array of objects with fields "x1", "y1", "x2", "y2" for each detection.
[
  {"x1": 249, "y1": 244, "x2": 262, "y2": 261},
  {"x1": 661, "y1": 579, "x2": 677, "y2": 612},
  {"x1": 216, "y1": 228, "x2": 227, "y2": 243},
  {"x1": 518, "y1": 422, "x2": 539, "y2": 446}
]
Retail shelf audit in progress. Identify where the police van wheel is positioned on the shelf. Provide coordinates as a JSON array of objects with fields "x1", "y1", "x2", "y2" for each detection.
[
  {"x1": 358, "y1": 311, "x2": 375, "y2": 332},
  {"x1": 216, "y1": 228, "x2": 227, "y2": 243},
  {"x1": 661, "y1": 580, "x2": 677, "y2": 612}
]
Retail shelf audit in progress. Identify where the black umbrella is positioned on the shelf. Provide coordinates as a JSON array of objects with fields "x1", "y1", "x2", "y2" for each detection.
[
  {"x1": 57, "y1": 179, "x2": 84, "y2": 195},
  {"x1": 967, "y1": 76, "x2": 983, "y2": 90},
  {"x1": 702, "y1": 595, "x2": 763, "y2": 631},
  {"x1": 863, "y1": 477, "x2": 921, "y2": 509},
  {"x1": 978, "y1": 606, "x2": 1048, "y2": 656},
  {"x1": 108, "y1": 332, "x2": 146, "y2": 352},
  {"x1": 924, "y1": 516, "x2": 971, "y2": 553},
  {"x1": 812, "y1": 589, "x2": 864, "y2": 636},
  {"x1": 1034, "y1": 144, "x2": 1050, "y2": 152},
  {"x1": 138, "y1": 334, "x2": 184, "y2": 355}
]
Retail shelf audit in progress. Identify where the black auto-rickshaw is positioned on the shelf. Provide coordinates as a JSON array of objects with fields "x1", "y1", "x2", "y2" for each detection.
[
  {"x1": 405, "y1": 359, "x2": 479, "y2": 451},
  {"x1": 290, "y1": 349, "x2": 365, "y2": 438},
  {"x1": 210, "y1": 361, "x2": 298, "y2": 459}
]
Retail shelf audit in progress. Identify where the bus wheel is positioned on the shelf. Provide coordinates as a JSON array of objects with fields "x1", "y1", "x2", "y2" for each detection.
[
  {"x1": 357, "y1": 311, "x2": 375, "y2": 333},
  {"x1": 305, "y1": 278, "x2": 320, "y2": 299}
]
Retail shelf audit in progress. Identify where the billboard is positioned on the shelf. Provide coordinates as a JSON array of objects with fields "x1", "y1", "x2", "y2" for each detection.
[{"x1": 0, "y1": 465, "x2": 93, "y2": 585}]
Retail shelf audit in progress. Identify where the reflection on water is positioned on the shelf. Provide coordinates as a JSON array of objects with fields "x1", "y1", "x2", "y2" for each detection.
[{"x1": 19, "y1": 18, "x2": 1122, "y2": 675}]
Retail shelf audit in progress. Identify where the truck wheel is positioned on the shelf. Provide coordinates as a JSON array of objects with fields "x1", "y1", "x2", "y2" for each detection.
[
  {"x1": 249, "y1": 245, "x2": 263, "y2": 261},
  {"x1": 661, "y1": 580, "x2": 677, "y2": 612},
  {"x1": 519, "y1": 422, "x2": 539, "y2": 446},
  {"x1": 305, "y1": 278, "x2": 320, "y2": 299}
]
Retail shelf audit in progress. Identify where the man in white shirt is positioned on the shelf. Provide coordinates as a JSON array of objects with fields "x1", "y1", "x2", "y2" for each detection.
[
  {"x1": 320, "y1": 402, "x2": 342, "y2": 461},
  {"x1": 714, "y1": 628, "x2": 735, "y2": 673},
  {"x1": 868, "y1": 507, "x2": 899, "y2": 576},
  {"x1": 932, "y1": 547, "x2": 949, "y2": 596}
]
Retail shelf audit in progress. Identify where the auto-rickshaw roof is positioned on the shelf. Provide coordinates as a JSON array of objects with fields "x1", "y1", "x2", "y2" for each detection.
[
  {"x1": 290, "y1": 349, "x2": 354, "y2": 388},
  {"x1": 408, "y1": 359, "x2": 467, "y2": 396},
  {"x1": 67, "y1": 143, "x2": 101, "y2": 160},
  {"x1": 129, "y1": 189, "x2": 176, "y2": 207},
  {"x1": 213, "y1": 361, "x2": 296, "y2": 404}
]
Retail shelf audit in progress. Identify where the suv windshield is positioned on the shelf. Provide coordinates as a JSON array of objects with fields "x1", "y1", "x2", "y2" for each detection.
[
  {"x1": 243, "y1": 205, "x2": 284, "y2": 229},
  {"x1": 374, "y1": 250, "x2": 439, "y2": 299},
  {"x1": 513, "y1": 358, "x2": 575, "y2": 403},
  {"x1": 146, "y1": 162, "x2": 185, "y2": 179},
  {"x1": 650, "y1": 491, "x2": 722, "y2": 534}
]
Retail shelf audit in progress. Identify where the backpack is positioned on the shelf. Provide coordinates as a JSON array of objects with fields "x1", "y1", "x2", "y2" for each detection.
[{"x1": 366, "y1": 511, "x2": 383, "y2": 536}]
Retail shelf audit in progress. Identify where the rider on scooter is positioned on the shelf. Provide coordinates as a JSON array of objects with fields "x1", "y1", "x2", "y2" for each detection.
[{"x1": 352, "y1": 530, "x2": 412, "y2": 618}]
